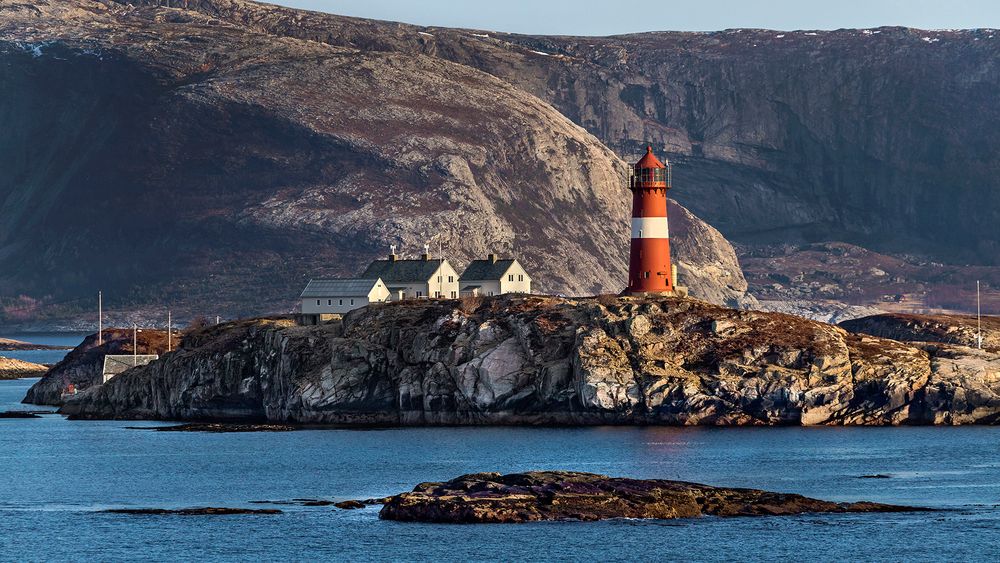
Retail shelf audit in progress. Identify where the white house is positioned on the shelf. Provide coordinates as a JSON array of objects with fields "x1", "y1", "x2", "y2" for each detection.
[
  {"x1": 459, "y1": 254, "x2": 532, "y2": 296},
  {"x1": 360, "y1": 250, "x2": 460, "y2": 300},
  {"x1": 300, "y1": 278, "x2": 391, "y2": 324}
]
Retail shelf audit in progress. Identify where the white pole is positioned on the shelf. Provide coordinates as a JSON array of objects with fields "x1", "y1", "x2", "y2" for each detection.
[
  {"x1": 98, "y1": 290, "x2": 103, "y2": 346},
  {"x1": 167, "y1": 310, "x2": 172, "y2": 352},
  {"x1": 978, "y1": 280, "x2": 983, "y2": 350},
  {"x1": 133, "y1": 323, "x2": 137, "y2": 366},
  {"x1": 216, "y1": 315, "x2": 220, "y2": 325},
  {"x1": 439, "y1": 241, "x2": 443, "y2": 299}
]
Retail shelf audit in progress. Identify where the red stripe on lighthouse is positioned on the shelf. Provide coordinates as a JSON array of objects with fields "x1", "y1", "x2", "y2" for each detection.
[{"x1": 626, "y1": 146, "x2": 673, "y2": 295}]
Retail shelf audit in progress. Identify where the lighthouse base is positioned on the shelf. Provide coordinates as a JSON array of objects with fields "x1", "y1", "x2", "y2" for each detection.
[{"x1": 621, "y1": 286, "x2": 689, "y2": 298}]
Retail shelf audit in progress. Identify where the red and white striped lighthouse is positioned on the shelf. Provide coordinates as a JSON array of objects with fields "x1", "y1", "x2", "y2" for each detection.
[{"x1": 626, "y1": 146, "x2": 674, "y2": 295}]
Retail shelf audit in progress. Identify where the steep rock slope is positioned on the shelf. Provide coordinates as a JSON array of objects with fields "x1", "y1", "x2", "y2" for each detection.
[
  {"x1": 0, "y1": 0, "x2": 751, "y2": 325},
  {"x1": 134, "y1": 0, "x2": 1000, "y2": 265},
  {"x1": 60, "y1": 295, "x2": 1000, "y2": 425}
]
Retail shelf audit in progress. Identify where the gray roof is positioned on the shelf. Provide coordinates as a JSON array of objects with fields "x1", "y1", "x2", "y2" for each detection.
[
  {"x1": 460, "y1": 259, "x2": 516, "y2": 281},
  {"x1": 360, "y1": 259, "x2": 443, "y2": 283},
  {"x1": 300, "y1": 278, "x2": 381, "y2": 298},
  {"x1": 103, "y1": 355, "x2": 159, "y2": 377}
]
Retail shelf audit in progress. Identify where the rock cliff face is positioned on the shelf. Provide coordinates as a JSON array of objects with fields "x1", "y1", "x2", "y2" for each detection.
[
  {"x1": 59, "y1": 295, "x2": 1000, "y2": 425},
  {"x1": 0, "y1": 0, "x2": 751, "y2": 327},
  {"x1": 131, "y1": 0, "x2": 1000, "y2": 266}
]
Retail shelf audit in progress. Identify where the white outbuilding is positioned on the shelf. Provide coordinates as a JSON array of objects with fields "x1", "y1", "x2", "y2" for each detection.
[
  {"x1": 459, "y1": 254, "x2": 532, "y2": 296},
  {"x1": 300, "y1": 278, "x2": 390, "y2": 324}
]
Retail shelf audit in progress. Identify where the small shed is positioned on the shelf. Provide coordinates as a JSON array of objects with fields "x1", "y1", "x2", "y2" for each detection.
[{"x1": 101, "y1": 354, "x2": 159, "y2": 384}]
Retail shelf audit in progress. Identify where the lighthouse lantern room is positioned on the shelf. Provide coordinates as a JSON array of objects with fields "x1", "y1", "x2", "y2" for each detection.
[{"x1": 626, "y1": 146, "x2": 676, "y2": 295}]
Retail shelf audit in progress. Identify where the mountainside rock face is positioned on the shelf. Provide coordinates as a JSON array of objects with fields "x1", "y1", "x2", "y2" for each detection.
[
  {"x1": 0, "y1": 0, "x2": 751, "y2": 325},
  {"x1": 378, "y1": 471, "x2": 919, "y2": 523},
  {"x1": 135, "y1": 0, "x2": 1000, "y2": 265},
  {"x1": 58, "y1": 295, "x2": 1000, "y2": 425}
]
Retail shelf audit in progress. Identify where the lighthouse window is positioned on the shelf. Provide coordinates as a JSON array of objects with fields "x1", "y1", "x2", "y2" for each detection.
[{"x1": 644, "y1": 271, "x2": 650, "y2": 279}]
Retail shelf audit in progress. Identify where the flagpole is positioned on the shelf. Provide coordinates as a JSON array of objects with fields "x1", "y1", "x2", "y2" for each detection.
[{"x1": 978, "y1": 280, "x2": 982, "y2": 350}]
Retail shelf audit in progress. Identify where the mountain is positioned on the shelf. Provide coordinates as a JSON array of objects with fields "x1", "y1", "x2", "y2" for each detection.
[
  {"x1": 125, "y1": 0, "x2": 1000, "y2": 310},
  {"x1": 0, "y1": 0, "x2": 751, "y2": 326},
  {"x1": 152, "y1": 0, "x2": 1000, "y2": 262}
]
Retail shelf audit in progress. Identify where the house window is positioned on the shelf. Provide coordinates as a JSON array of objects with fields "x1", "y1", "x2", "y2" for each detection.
[
  {"x1": 488, "y1": 291, "x2": 494, "y2": 296},
  {"x1": 451, "y1": 291, "x2": 457, "y2": 298},
  {"x1": 448, "y1": 276, "x2": 454, "y2": 283},
  {"x1": 328, "y1": 299, "x2": 332, "y2": 306},
  {"x1": 316, "y1": 300, "x2": 321, "y2": 306},
  {"x1": 350, "y1": 299, "x2": 354, "y2": 305},
  {"x1": 417, "y1": 291, "x2": 422, "y2": 298},
  {"x1": 518, "y1": 274, "x2": 524, "y2": 282},
  {"x1": 435, "y1": 291, "x2": 441, "y2": 298},
  {"x1": 508, "y1": 274, "x2": 514, "y2": 282},
  {"x1": 339, "y1": 299, "x2": 343, "y2": 305},
  {"x1": 437, "y1": 275, "x2": 442, "y2": 283}
]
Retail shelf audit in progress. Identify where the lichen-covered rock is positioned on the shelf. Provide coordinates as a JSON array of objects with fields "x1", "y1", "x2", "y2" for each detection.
[
  {"x1": 55, "y1": 295, "x2": 1000, "y2": 425},
  {"x1": 378, "y1": 471, "x2": 922, "y2": 523}
]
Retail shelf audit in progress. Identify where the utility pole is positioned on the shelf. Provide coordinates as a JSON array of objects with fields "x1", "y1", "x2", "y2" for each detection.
[
  {"x1": 167, "y1": 310, "x2": 172, "y2": 353},
  {"x1": 978, "y1": 280, "x2": 983, "y2": 350},
  {"x1": 98, "y1": 290, "x2": 103, "y2": 346},
  {"x1": 133, "y1": 323, "x2": 138, "y2": 367},
  {"x1": 439, "y1": 240, "x2": 444, "y2": 299}
]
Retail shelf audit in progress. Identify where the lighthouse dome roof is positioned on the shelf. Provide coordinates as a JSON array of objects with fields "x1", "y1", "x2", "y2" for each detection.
[{"x1": 635, "y1": 145, "x2": 666, "y2": 169}]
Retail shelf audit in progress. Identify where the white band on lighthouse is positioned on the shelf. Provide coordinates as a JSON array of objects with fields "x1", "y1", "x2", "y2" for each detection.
[{"x1": 631, "y1": 217, "x2": 669, "y2": 239}]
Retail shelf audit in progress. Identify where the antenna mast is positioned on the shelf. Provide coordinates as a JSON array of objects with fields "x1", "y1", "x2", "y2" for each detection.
[
  {"x1": 167, "y1": 310, "x2": 172, "y2": 352},
  {"x1": 978, "y1": 280, "x2": 983, "y2": 350},
  {"x1": 133, "y1": 323, "x2": 138, "y2": 366},
  {"x1": 98, "y1": 290, "x2": 103, "y2": 346}
]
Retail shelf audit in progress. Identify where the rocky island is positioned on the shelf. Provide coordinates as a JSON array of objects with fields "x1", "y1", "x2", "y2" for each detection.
[
  {"x1": 49, "y1": 294, "x2": 1000, "y2": 425},
  {"x1": 0, "y1": 357, "x2": 48, "y2": 380},
  {"x1": 378, "y1": 471, "x2": 922, "y2": 523}
]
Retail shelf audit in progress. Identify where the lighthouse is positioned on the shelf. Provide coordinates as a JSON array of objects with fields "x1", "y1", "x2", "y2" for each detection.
[{"x1": 626, "y1": 146, "x2": 674, "y2": 295}]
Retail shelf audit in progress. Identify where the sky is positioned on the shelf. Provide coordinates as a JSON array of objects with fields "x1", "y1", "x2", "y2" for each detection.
[{"x1": 272, "y1": 0, "x2": 1000, "y2": 35}]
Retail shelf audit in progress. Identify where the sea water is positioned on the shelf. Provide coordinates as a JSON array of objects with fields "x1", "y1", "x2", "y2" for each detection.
[
  {"x1": 2, "y1": 377, "x2": 1000, "y2": 561},
  {"x1": 0, "y1": 333, "x2": 87, "y2": 365}
]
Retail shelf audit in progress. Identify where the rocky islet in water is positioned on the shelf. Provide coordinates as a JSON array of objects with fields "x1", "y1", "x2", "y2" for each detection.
[{"x1": 377, "y1": 471, "x2": 927, "y2": 523}]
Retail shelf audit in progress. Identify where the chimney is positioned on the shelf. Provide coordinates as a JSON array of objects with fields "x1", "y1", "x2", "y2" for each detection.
[
  {"x1": 488, "y1": 253, "x2": 497, "y2": 263},
  {"x1": 389, "y1": 244, "x2": 397, "y2": 262},
  {"x1": 422, "y1": 243, "x2": 431, "y2": 261}
]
